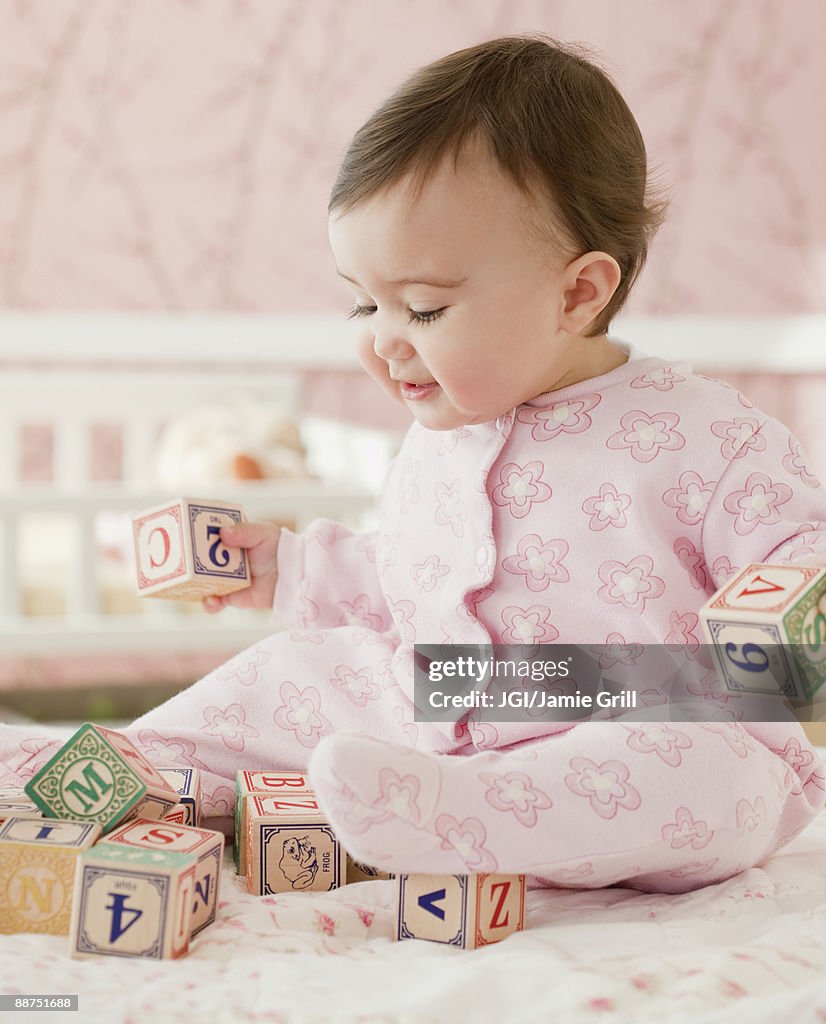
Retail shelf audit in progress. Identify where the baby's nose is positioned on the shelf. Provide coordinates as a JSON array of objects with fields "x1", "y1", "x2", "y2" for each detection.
[{"x1": 373, "y1": 328, "x2": 415, "y2": 361}]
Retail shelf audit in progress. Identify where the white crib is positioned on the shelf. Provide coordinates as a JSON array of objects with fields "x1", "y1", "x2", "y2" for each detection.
[
  {"x1": 0, "y1": 313, "x2": 398, "y2": 670},
  {"x1": 2, "y1": 311, "x2": 825, "y2": 702}
]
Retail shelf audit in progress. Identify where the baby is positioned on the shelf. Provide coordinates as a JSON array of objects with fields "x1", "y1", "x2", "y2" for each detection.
[{"x1": 5, "y1": 34, "x2": 826, "y2": 894}]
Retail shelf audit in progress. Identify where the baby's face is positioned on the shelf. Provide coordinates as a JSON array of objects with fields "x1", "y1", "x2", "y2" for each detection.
[{"x1": 328, "y1": 136, "x2": 607, "y2": 431}]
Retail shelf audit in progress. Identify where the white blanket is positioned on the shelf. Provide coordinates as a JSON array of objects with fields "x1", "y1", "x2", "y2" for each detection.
[{"x1": 4, "y1": 758, "x2": 826, "y2": 1024}]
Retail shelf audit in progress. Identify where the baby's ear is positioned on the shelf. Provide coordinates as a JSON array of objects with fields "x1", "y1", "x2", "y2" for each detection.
[{"x1": 559, "y1": 251, "x2": 621, "y2": 335}]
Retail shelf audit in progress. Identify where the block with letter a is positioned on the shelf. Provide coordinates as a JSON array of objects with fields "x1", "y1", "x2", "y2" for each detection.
[
  {"x1": 396, "y1": 873, "x2": 525, "y2": 948},
  {"x1": 132, "y1": 497, "x2": 250, "y2": 600},
  {"x1": 700, "y1": 562, "x2": 826, "y2": 704}
]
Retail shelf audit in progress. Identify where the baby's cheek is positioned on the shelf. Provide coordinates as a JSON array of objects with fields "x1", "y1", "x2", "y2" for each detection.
[{"x1": 358, "y1": 341, "x2": 404, "y2": 402}]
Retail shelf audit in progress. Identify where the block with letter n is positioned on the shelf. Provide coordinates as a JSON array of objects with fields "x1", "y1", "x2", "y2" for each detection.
[
  {"x1": 700, "y1": 563, "x2": 826, "y2": 705},
  {"x1": 396, "y1": 873, "x2": 526, "y2": 948},
  {"x1": 132, "y1": 497, "x2": 250, "y2": 600},
  {"x1": 99, "y1": 817, "x2": 224, "y2": 937},
  {"x1": 0, "y1": 816, "x2": 101, "y2": 935},
  {"x1": 24, "y1": 723, "x2": 179, "y2": 833}
]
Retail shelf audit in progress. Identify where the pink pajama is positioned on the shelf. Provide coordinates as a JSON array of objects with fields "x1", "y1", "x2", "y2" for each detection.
[{"x1": 4, "y1": 345, "x2": 826, "y2": 893}]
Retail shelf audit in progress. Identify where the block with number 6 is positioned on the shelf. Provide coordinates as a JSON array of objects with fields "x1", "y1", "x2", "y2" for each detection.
[
  {"x1": 397, "y1": 873, "x2": 525, "y2": 948},
  {"x1": 700, "y1": 562, "x2": 826, "y2": 703},
  {"x1": 132, "y1": 497, "x2": 250, "y2": 600}
]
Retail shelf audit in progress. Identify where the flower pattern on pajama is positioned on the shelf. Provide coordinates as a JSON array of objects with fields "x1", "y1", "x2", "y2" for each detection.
[{"x1": 3, "y1": 345, "x2": 825, "y2": 893}]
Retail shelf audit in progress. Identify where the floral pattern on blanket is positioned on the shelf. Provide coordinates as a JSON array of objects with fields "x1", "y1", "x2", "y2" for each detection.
[{"x1": 4, "y1": 822, "x2": 826, "y2": 1024}]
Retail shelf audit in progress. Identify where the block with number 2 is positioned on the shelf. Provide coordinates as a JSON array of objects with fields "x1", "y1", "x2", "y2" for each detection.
[
  {"x1": 132, "y1": 498, "x2": 250, "y2": 601},
  {"x1": 700, "y1": 562, "x2": 826, "y2": 703}
]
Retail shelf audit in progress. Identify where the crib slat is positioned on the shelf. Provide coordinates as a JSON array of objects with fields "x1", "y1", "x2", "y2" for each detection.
[{"x1": 0, "y1": 511, "x2": 21, "y2": 616}]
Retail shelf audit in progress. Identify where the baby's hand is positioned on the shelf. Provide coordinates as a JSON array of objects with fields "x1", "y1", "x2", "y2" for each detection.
[{"x1": 201, "y1": 522, "x2": 281, "y2": 613}]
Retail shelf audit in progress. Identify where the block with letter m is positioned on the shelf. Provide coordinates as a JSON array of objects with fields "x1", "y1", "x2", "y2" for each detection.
[{"x1": 24, "y1": 724, "x2": 178, "y2": 834}]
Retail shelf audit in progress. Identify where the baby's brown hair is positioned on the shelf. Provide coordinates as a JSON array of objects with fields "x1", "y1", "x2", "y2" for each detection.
[{"x1": 329, "y1": 33, "x2": 668, "y2": 337}]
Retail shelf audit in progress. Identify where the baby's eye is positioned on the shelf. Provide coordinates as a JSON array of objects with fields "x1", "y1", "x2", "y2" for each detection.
[{"x1": 346, "y1": 304, "x2": 446, "y2": 326}]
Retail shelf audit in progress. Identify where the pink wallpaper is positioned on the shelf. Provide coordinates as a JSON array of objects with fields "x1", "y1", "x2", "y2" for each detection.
[{"x1": 0, "y1": 0, "x2": 824, "y2": 316}]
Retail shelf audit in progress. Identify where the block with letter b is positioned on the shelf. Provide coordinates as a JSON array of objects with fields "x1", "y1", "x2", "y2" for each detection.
[
  {"x1": 100, "y1": 817, "x2": 224, "y2": 937},
  {"x1": 132, "y1": 497, "x2": 250, "y2": 600},
  {"x1": 24, "y1": 723, "x2": 178, "y2": 833},
  {"x1": 234, "y1": 769, "x2": 312, "y2": 875},
  {"x1": 70, "y1": 842, "x2": 197, "y2": 960},
  {"x1": 700, "y1": 563, "x2": 826, "y2": 703},
  {"x1": 0, "y1": 816, "x2": 101, "y2": 935},
  {"x1": 245, "y1": 793, "x2": 344, "y2": 895},
  {"x1": 396, "y1": 873, "x2": 526, "y2": 948}
]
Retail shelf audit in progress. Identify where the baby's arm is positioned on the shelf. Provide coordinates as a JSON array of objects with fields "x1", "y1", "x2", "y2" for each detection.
[
  {"x1": 701, "y1": 416, "x2": 826, "y2": 583},
  {"x1": 205, "y1": 516, "x2": 392, "y2": 632},
  {"x1": 273, "y1": 518, "x2": 392, "y2": 631}
]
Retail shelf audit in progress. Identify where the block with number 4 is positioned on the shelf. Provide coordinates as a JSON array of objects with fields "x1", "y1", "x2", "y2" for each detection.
[
  {"x1": 70, "y1": 842, "x2": 197, "y2": 960},
  {"x1": 100, "y1": 817, "x2": 224, "y2": 937},
  {"x1": 700, "y1": 562, "x2": 826, "y2": 702},
  {"x1": 397, "y1": 873, "x2": 526, "y2": 948},
  {"x1": 24, "y1": 723, "x2": 178, "y2": 833},
  {"x1": 132, "y1": 497, "x2": 250, "y2": 600},
  {"x1": 0, "y1": 816, "x2": 101, "y2": 935}
]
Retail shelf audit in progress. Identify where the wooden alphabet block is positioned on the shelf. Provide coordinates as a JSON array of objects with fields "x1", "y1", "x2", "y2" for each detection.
[
  {"x1": 700, "y1": 563, "x2": 826, "y2": 702},
  {"x1": 0, "y1": 816, "x2": 101, "y2": 935},
  {"x1": 100, "y1": 817, "x2": 224, "y2": 937},
  {"x1": 24, "y1": 723, "x2": 178, "y2": 833},
  {"x1": 158, "y1": 767, "x2": 202, "y2": 827},
  {"x1": 234, "y1": 769, "x2": 311, "y2": 875},
  {"x1": 0, "y1": 788, "x2": 42, "y2": 825},
  {"x1": 396, "y1": 873, "x2": 526, "y2": 948},
  {"x1": 246, "y1": 793, "x2": 343, "y2": 896},
  {"x1": 70, "y1": 842, "x2": 197, "y2": 960},
  {"x1": 162, "y1": 804, "x2": 187, "y2": 824},
  {"x1": 132, "y1": 498, "x2": 250, "y2": 600}
]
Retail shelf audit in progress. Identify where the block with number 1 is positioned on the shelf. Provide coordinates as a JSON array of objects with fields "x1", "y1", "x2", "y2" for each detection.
[
  {"x1": 132, "y1": 498, "x2": 250, "y2": 601},
  {"x1": 700, "y1": 562, "x2": 826, "y2": 702}
]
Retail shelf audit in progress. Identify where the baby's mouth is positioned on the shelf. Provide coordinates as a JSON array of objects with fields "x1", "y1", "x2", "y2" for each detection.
[{"x1": 400, "y1": 380, "x2": 440, "y2": 401}]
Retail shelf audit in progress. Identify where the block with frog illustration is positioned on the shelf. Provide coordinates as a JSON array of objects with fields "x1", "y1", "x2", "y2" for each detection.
[
  {"x1": 70, "y1": 842, "x2": 197, "y2": 960},
  {"x1": 24, "y1": 724, "x2": 178, "y2": 833},
  {"x1": 245, "y1": 793, "x2": 343, "y2": 896},
  {"x1": 397, "y1": 873, "x2": 526, "y2": 948},
  {"x1": 700, "y1": 563, "x2": 826, "y2": 703},
  {"x1": 0, "y1": 816, "x2": 101, "y2": 935},
  {"x1": 133, "y1": 498, "x2": 250, "y2": 600},
  {"x1": 100, "y1": 817, "x2": 224, "y2": 937}
]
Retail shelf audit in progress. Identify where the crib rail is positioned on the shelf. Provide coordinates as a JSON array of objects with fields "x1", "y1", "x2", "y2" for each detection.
[{"x1": 0, "y1": 315, "x2": 384, "y2": 661}]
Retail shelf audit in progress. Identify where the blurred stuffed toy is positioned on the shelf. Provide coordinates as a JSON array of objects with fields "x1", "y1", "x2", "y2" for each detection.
[{"x1": 150, "y1": 396, "x2": 310, "y2": 488}]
